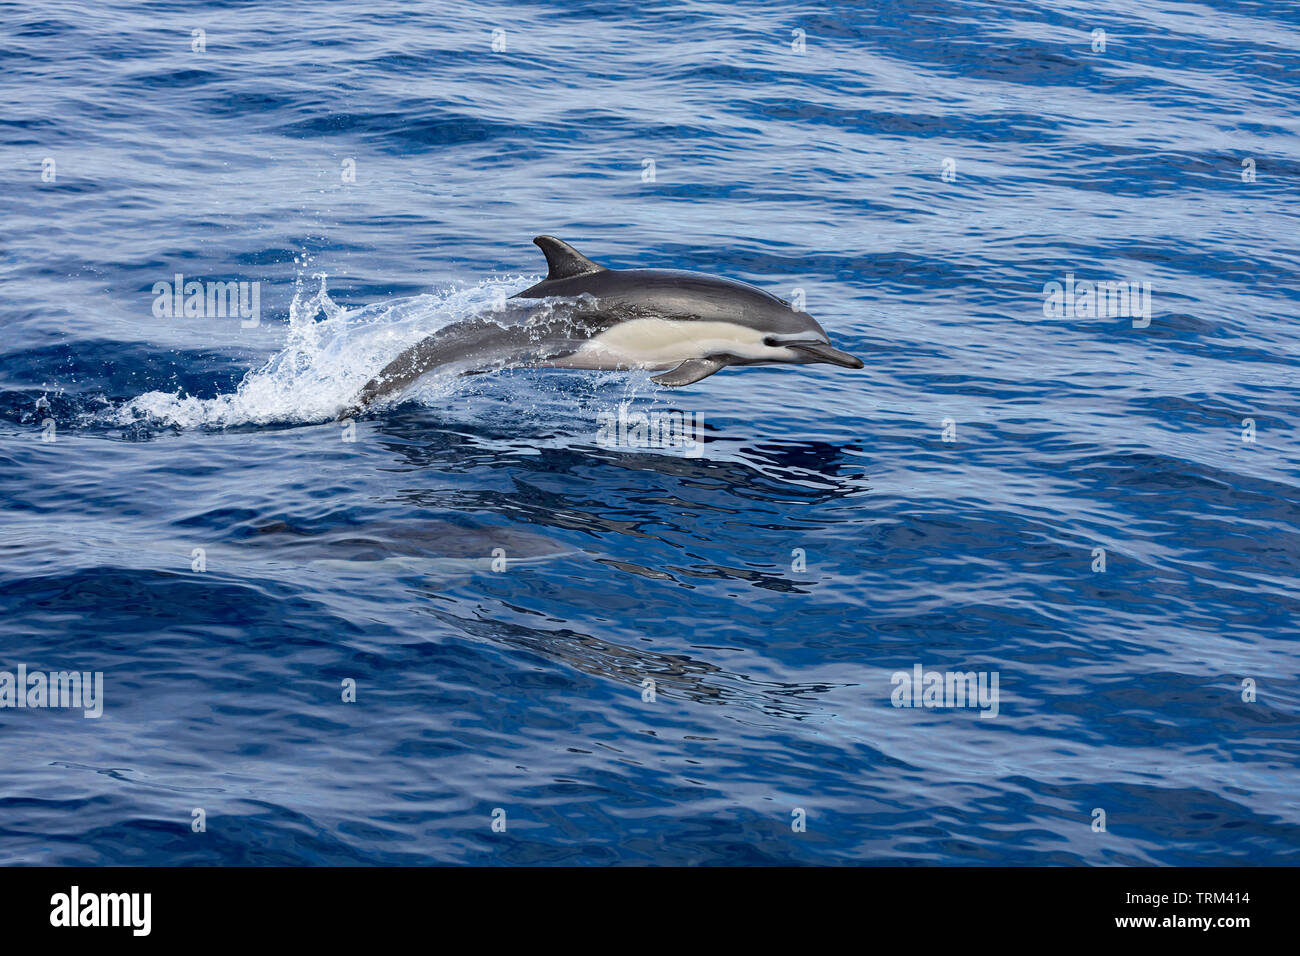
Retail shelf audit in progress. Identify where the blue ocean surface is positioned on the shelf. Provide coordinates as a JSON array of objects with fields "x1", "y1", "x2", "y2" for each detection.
[{"x1": 1, "y1": 0, "x2": 1298, "y2": 865}]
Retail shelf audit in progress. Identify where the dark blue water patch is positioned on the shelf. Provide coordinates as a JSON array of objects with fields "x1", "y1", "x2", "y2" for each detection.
[
  {"x1": 0, "y1": 341, "x2": 253, "y2": 412},
  {"x1": 276, "y1": 109, "x2": 507, "y2": 151},
  {"x1": 122, "y1": 67, "x2": 225, "y2": 90},
  {"x1": 6, "y1": 17, "x2": 79, "y2": 39}
]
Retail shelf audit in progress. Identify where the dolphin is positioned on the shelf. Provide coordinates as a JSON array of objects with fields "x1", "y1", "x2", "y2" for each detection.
[{"x1": 339, "y1": 236, "x2": 863, "y2": 417}]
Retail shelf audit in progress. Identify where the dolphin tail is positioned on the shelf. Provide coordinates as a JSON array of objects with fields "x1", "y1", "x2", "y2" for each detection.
[
  {"x1": 339, "y1": 320, "x2": 554, "y2": 419},
  {"x1": 340, "y1": 314, "x2": 613, "y2": 418}
]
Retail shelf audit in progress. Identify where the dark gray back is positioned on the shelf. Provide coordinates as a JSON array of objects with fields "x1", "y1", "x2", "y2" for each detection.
[{"x1": 515, "y1": 268, "x2": 821, "y2": 336}]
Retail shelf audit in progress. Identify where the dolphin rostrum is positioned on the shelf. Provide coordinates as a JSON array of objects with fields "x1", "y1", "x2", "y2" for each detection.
[{"x1": 339, "y1": 236, "x2": 863, "y2": 417}]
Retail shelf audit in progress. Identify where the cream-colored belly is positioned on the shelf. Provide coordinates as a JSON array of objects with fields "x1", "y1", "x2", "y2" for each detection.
[{"x1": 558, "y1": 319, "x2": 773, "y2": 370}]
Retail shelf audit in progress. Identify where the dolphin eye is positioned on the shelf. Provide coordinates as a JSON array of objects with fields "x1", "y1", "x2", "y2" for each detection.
[{"x1": 763, "y1": 336, "x2": 779, "y2": 347}]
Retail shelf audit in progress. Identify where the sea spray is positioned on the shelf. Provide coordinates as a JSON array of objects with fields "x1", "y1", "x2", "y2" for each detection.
[{"x1": 112, "y1": 273, "x2": 536, "y2": 429}]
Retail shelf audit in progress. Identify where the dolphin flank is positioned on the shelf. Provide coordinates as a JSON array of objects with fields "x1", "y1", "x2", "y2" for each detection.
[{"x1": 339, "y1": 236, "x2": 863, "y2": 418}]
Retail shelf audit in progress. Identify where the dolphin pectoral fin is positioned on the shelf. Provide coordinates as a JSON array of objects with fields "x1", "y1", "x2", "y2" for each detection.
[{"x1": 651, "y1": 358, "x2": 726, "y2": 387}]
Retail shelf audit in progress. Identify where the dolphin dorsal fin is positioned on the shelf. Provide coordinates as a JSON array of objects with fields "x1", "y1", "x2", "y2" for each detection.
[{"x1": 533, "y1": 236, "x2": 604, "y2": 281}]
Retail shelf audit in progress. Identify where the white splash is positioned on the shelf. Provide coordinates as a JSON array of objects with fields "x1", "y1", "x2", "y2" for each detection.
[{"x1": 114, "y1": 273, "x2": 536, "y2": 429}]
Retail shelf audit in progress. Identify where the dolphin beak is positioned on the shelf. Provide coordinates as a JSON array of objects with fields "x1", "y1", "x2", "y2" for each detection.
[{"x1": 788, "y1": 341, "x2": 864, "y2": 369}]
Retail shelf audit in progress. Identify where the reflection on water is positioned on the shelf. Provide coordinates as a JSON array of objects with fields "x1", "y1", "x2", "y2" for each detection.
[{"x1": 421, "y1": 605, "x2": 846, "y2": 721}]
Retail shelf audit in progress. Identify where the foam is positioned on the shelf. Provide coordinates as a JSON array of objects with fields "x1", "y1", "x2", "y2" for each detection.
[{"x1": 113, "y1": 273, "x2": 539, "y2": 428}]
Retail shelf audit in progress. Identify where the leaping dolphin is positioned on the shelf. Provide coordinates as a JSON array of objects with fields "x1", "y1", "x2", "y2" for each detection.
[{"x1": 339, "y1": 236, "x2": 863, "y2": 418}]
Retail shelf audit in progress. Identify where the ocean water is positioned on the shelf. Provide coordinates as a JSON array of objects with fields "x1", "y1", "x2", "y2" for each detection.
[{"x1": 1, "y1": 0, "x2": 1298, "y2": 866}]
